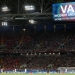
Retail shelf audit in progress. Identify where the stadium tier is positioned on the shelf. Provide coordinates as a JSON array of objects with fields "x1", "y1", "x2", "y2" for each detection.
[{"x1": 0, "y1": 29, "x2": 75, "y2": 53}]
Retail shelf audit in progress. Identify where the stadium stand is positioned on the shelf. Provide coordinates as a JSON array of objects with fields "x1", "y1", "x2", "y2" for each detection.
[
  {"x1": 1, "y1": 0, "x2": 75, "y2": 74},
  {"x1": 0, "y1": 29, "x2": 75, "y2": 53}
]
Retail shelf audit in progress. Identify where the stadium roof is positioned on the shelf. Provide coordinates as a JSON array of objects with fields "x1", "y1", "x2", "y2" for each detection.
[
  {"x1": 0, "y1": 0, "x2": 57, "y2": 25},
  {"x1": 0, "y1": 0, "x2": 74, "y2": 26}
]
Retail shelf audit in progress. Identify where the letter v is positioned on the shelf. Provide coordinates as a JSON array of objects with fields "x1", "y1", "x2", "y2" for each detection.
[{"x1": 60, "y1": 5, "x2": 67, "y2": 13}]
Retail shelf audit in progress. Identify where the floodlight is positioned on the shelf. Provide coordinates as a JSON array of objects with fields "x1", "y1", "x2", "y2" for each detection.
[
  {"x1": 2, "y1": 22, "x2": 7, "y2": 26},
  {"x1": 23, "y1": 28, "x2": 26, "y2": 31},
  {"x1": 29, "y1": 20, "x2": 35, "y2": 24},
  {"x1": 39, "y1": 53, "x2": 41, "y2": 55},
  {"x1": 59, "y1": 52, "x2": 60, "y2": 55},
  {"x1": 25, "y1": 5, "x2": 35, "y2": 10},
  {"x1": 44, "y1": 53, "x2": 46, "y2": 55},
  {"x1": 26, "y1": 53, "x2": 28, "y2": 55},
  {"x1": 53, "y1": 53, "x2": 55, "y2": 55},
  {"x1": 2, "y1": 6, "x2": 10, "y2": 12}
]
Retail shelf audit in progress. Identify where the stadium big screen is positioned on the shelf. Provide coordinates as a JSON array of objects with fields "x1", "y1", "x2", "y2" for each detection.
[{"x1": 52, "y1": 2, "x2": 75, "y2": 21}]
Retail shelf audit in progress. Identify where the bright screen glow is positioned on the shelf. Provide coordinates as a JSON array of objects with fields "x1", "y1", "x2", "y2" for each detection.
[{"x1": 52, "y1": 2, "x2": 75, "y2": 21}]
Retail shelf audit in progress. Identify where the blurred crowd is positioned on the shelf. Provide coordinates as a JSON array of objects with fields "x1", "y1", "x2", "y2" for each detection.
[
  {"x1": 0, "y1": 30, "x2": 75, "y2": 53},
  {"x1": 0, "y1": 30, "x2": 75, "y2": 70},
  {"x1": 0, "y1": 54, "x2": 75, "y2": 70}
]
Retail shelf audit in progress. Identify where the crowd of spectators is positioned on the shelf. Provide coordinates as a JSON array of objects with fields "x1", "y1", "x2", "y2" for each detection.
[
  {"x1": 0, "y1": 54, "x2": 75, "y2": 70},
  {"x1": 0, "y1": 30, "x2": 75, "y2": 53},
  {"x1": 0, "y1": 29, "x2": 75, "y2": 70}
]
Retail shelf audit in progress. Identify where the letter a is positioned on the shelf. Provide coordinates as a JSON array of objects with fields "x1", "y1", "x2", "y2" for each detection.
[{"x1": 67, "y1": 5, "x2": 74, "y2": 13}]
